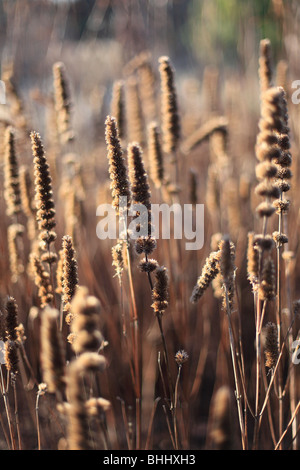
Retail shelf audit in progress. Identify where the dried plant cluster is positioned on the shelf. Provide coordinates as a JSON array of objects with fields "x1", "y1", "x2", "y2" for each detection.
[{"x1": 0, "y1": 3, "x2": 299, "y2": 452}]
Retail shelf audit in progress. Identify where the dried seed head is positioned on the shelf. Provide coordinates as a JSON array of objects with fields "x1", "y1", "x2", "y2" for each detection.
[
  {"x1": 258, "y1": 258, "x2": 276, "y2": 301},
  {"x1": 151, "y1": 266, "x2": 169, "y2": 316},
  {"x1": 255, "y1": 181, "x2": 280, "y2": 199},
  {"x1": 247, "y1": 232, "x2": 259, "y2": 284},
  {"x1": 31, "y1": 131, "x2": 56, "y2": 243},
  {"x1": 4, "y1": 340, "x2": 19, "y2": 375},
  {"x1": 3, "y1": 126, "x2": 22, "y2": 217},
  {"x1": 138, "y1": 258, "x2": 158, "y2": 273},
  {"x1": 112, "y1": 241, "x2": 124, "y2": 284},
  {"x1": 105, "y1": 116, "x2": 131, "y2": 213},
  {"x1": 175, "y1": 350, "x2": 189, "y2": 366},
  {"x1": 7, "y1": 223, "x2": 25, "y2": 283},
  {"x1": 273, "y1": 198, "x2": 290, "y2": 214},
  {"x1": 53, "y1": 61, "x2": 74, "y2": 143},
  {"x1": 66, "y1": 352, "x2": 107, "y2": 450},
  {"x1": 219, "y1": 237, "x2": 236, "y2": 312},
  {"x1": 5, "y1": 296, "x2": 18, "y2": 342},
  {"x1": 40, "y1": 307, "x2": 65, "y2": 395},
  {"x1": 254, "y1": 234, "x2": 274, "y2": 251},
  {"x1": 272, "y1": 231, "x2": 288, "y2": 247},
  {"x1": 126, "y1": 76, "x2": 144, "y2": 145},
  {"x1": 61, "y1": 236, "x2": 79, "y2": 315},
  {"x1": 30, "y1": 255, "x2": 54, "y2": 308},
  {"x1": 264, "y1": 322, "x2": 279, "y2": 368},
  {"x1": 147, "y1": 122, "x2": 164, "y2": 188},
  {"x1": 219, "y1": 237, "x2": 235, "y2": 284},
  {"x1": 70, "y1": 288, "x2": 104, "y2": 355},
  {"x1": 256, "y1": 201, "x2": 276, "y2": 218},
  {"x1": 134, "y1": 236, "x2": 157, "y2": 255},
  {"x1": 255, "y1": 161, "x2": 278, "y2": 180},
  {"x1": 190, "y1": 251, "x2": 221, "y2": 303},
  {"x1": 159, "y1": 56, "x2": 181, "y2": 154},
  {"x1": 127, "y1": 142, "x2": 151, "y2": 211},
  {"x1": 110, "y1": 80, "x2": 125, "y2": 140},
  {"x1": 259, "y1": 39, "x2": 273, "y2": 96}
]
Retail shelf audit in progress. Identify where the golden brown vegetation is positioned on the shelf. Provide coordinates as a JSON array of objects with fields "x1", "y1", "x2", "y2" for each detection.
[{"x1": 0, "y1": 1, "x2": 299, "y2": 452}]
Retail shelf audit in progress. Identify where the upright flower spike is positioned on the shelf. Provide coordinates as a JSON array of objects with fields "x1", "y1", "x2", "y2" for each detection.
[
  {"x1": 53, "y1": 61, "x2": 74, "y2": 143},
  {"x1": 255, "y1": 87, "x2": 287, "y2": 220},
  {"x1": 127, "y1": 142, "x2": 156, "y2": 254},
  {"x1": 259, "y1": 39, "x2": 273, "y2": 96},
  {"x1": 31, "y1": 131, "x2": 57, "y2": 249},
  {"x1": 147, "y1": 122, "x2": 164, "y2": 189},
  {"x1": 105, "y1": 115, "x2": 131, "y2": 214},
  {"x1": 151, "y1": 266, "x2": 169, "y2": 316},
  {"x1": 190, "y1": 251, "x2": 221, "y2": 303},
  {"x1": 158, "y1": 56, "x2": 181, "y2": 155},
  {"x1": 126, "y1": 76, "x2": 144, "y2": 145},
  {"x1": 40, "y1": 307, "x2": 66, "y2": 395},
  {"x1": 61, "y1": 235, "x2": 79, "y2": 317},
  {"x1": 264, "y1": 322, "x2": 279, "y2": 369},
  {"x1": 3, "y1": 126, "x2": 22, "y2": 218},
  {"x1": 110, "y1": 80, "x2": 126, "y2": 140}
]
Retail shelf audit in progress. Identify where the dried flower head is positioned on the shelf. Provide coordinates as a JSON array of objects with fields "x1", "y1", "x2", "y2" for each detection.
[
  {"x1": 264, "y1": 322, "x2": 279, "y2": 368},
  {"x1": 110, "y1": 80, "x2": 125, "y2": 140},
  {"x1": 112, "y1": 241, "x2": 125, "y2": 284},
  {"x1": 175, "y1": 350, "x2": 189, "y2": 366},
  {"x1": 259, "y1": 39, "x2": 273, "y2": 96},
  {"x1": 61, "y1": 235, "x2": 79, "y2": 316},
  {"x1": 190, "y1": 251, "x2": 220, "y2": 303},
  {"x1": 147, "y1": 122, "x2": 164, "y2": 188},
  {"x1": 70, "y1": 287, "x2": 104, "y2": 354},
  {"x1": 40, "y1": 307, "x2": 65, "y2": 395},
  {"x1": 3, "y1": 126, "x2": 22, "y2": 217},
  {"x1": 258, "y1": 257, "x2": 276, "y2": 301},
  {"x1": 31, "y1": 131, "x2": 57, "y2": 246},
  {"x1": 158, "y1": 56, "x2": 181, "y2": 154},
  {"x1": 105, "y1": 115, "x2": 131, "y2": 213},
  {"x1": 151, "y1": 266, "x2": 169, "y2": 316},
  {"x1": 53, "y1": 61, "x2": 74, "y2": 143},
  {"x1": 247, "y1": 232, "x2": 259, "y2": 284}
]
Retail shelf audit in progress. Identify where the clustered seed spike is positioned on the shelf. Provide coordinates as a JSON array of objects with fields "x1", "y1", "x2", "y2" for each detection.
[
  {"x1": 30, "y1": 254, "x2": 54, "y2": 308},
  {"x1": 147, "y1": 122, "x2": 164, "y2": 188},
  {"x1": 31, "y1": 131, "x2": 57, "y2": 251},
  {"x1": 219, "y1": 237, "x2": 236, "y2": 311},
  {"x1": 127, "y1": 141, "x2": 156, "y2": 255},
  {"x1": 255, "y1": 87, "x2": 288, "y2": 220},
  {"x1": 110, "y1": 80, "x2": 125, "y2": 140},
  {"x1": 3, "y1": 126, "x2": 22, "y2": 217},
  {"x1": 111, "y1": 241, "x2": 125, "y2": 284},
  {"x1": 258, "y1": 257, "x2": 276, "y2": 301},
  {"x1": 61, "y1": 236, "x2": 79, "y2": 317},
  {"x1": 247, "y1": 232, "x2": 259, "y2": 285},
  {"x1": 40, "y1": 307, "x2": 66, "y2": 395},
  {"x1": 66, "y1": 352, "x2": 107, "y2": 450},
  {"x1": 259, "y1": 38, "x2": 273, "y2": 97},
  {"x1": 126, "y1": 76, "x2": 144, "y2": 145},
  {"x1": 69, "y1": 287, "x2": 104, "y2": 354},
  {"x1": 151, "y1": 266, "x2": 169, "y2": 316},
  {"x1": 190, "y1": 251, "x2": 221, "y2": 303},
  {"x1": 264, "y1": 322, "x2": 279, "y2": 368},
  {"x1": 158, "y1": 56, "x2": 181, "y2": 155},
  {"x1": 4, "y1": 296, "x2": 19, "y2": 375},
  {"x1": 53, "y1": 61, "x2": 74, "y2": 143},
  {"x1": 105, "y1": 116, "x2": 131, "y2": 213}
]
